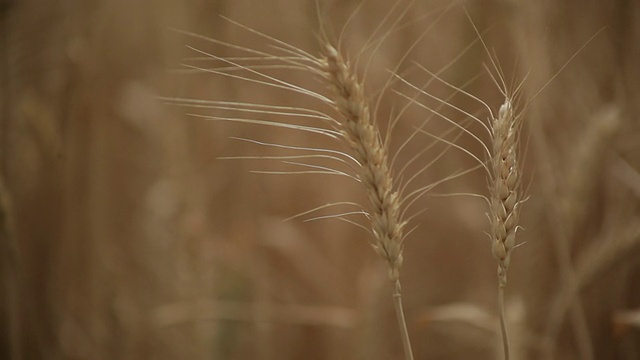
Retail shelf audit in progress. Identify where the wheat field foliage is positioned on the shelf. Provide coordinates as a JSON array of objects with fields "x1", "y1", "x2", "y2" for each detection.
[{"x1": 1, "y1": 0, "x2": 640, "y2": 359}]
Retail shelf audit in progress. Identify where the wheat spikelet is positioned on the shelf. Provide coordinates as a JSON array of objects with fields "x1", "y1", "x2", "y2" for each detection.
[
  {"x1": 320, "y1": 43, "x2": 406, "y2": 283},
  {"x1": 489, "y1": 99, "x2": 521, "y2": 289}
]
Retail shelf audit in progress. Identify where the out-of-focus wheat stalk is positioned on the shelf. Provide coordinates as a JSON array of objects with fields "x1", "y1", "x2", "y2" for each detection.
[
  {"x1": 0, "y1": 178, "x2": 20, "y2": 359},
  {"x1": 541, "y1": 104, "x2": 621, "y2": 359}
]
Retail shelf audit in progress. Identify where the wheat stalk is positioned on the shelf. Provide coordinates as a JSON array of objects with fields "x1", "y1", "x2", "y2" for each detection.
[
  {"x1": 489, "y1": 98, "x2": 522, "y2": 360},
  {"x1": 320, "y1": 41, "x2": 413, "y2": 360}
]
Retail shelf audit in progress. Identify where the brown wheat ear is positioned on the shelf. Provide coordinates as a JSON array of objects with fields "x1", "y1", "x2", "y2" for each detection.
[
  {"x1": 490, "y1": 99, "x2": 521, "y2": 289},
  {"x1": 320, "y1": 43, "x2": 406, "y2": 284}
]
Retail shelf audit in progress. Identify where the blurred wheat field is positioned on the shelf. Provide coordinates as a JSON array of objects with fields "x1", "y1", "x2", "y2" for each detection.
[{"x1": 1, "y1": 0, "x2": 640, "y2": 359}]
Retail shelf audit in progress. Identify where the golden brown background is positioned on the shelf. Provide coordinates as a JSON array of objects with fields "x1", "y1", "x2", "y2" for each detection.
[{"x1": 1, "y1": 0, "x2": 639, "y2": 359}]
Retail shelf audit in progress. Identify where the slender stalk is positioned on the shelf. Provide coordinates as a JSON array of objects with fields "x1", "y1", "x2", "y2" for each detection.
[
  {"x1": 498, "y1": 286, "x2": 510, "y2": 360},
  {"x1": 392, "y1": 280, "x2": 414, "y2": 360}
]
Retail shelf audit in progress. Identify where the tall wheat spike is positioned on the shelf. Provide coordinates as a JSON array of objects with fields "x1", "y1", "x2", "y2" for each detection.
[
  {"x1": 490, "y1": 97, "x2": 522, "y2": 360},
  {"x1": 320, "y1": 43, "x2": 406, "y2": 284},
  {"x1": 390, "y1": 13, "x2": 527, "y2": 356},
  {"x1": 489, "y1": 98, "x2": 520, "y2": 291},
  {"x1": 320, "y1": 41, "x2": 413, "y2": 360}
]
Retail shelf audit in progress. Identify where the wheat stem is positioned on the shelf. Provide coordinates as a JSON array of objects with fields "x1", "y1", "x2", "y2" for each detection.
[
  {"x1": 498, "y1": 286, "x2": 510, "y2": 360},
  {"x1": 393, "y1": 280, "x2": 415, "y2": 360}
]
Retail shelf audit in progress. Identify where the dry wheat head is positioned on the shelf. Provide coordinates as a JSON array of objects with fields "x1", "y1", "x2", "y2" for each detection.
[{"x1": 490, "y1": 99, "x2": 521, "y2": 288}]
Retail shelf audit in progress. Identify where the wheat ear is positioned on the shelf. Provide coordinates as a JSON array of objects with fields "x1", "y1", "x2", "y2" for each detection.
[
  {"x1": 490, "y1": 99, "x2": 520, "y2": 289},
  {"x1": 320, "y1": 42, "x2": 413, "y2": 360},
  {"x1": 320, "y1": 43, "x2": 406, "y2": 282},
  {"x1": 489, "y1": 98, "x2": 522, "y2": 360}
]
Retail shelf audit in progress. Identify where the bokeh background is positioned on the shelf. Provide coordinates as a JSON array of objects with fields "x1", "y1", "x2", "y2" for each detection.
[{"x1": 1, "y1": 0, "x2": 639, "y2": 359}]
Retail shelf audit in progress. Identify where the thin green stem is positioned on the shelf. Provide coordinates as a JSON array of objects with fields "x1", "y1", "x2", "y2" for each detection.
[
  {"x1": 392, "y1": 280, "x2": 414, "y2": 360},
  {"x1": 498, "y1": 286, "x2": 510, "y2": 360}
]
